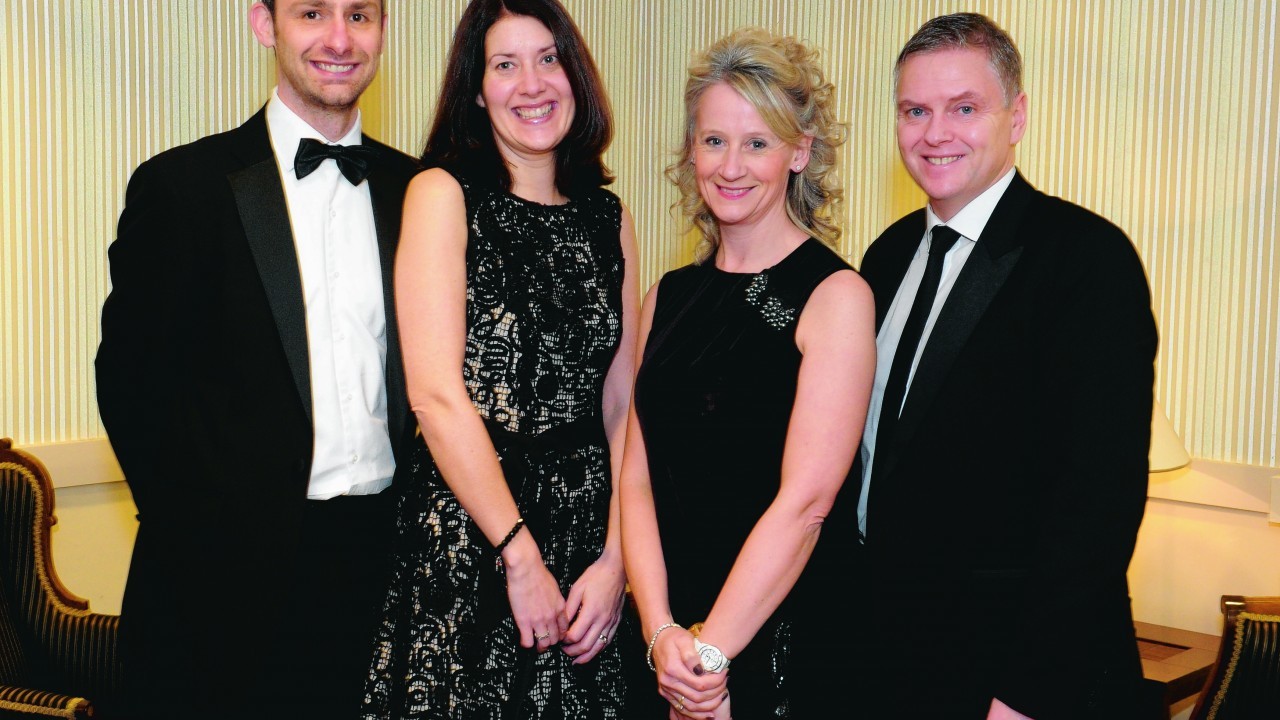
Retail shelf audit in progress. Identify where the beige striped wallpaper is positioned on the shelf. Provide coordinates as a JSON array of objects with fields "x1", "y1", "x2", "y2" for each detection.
[{"x1": 2, "y1": 1, "x2": 1277, "y2": 468}]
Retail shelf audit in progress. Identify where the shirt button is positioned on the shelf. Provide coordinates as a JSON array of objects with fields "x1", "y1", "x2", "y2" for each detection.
[{"x1": 350, "y1": 454, "x2": 359, "y2": 464}]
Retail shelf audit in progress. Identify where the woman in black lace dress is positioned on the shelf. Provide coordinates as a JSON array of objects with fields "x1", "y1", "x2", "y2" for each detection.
[
  {"x1": 620, "y1": 28, "x2": 876, "y2": 720},
  {"x1": 362, "y1": 1, "x2": 638, "y2": 717}
]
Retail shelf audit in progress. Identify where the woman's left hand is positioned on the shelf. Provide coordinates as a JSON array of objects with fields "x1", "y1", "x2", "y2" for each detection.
[
  {"x1": 669, "y1": 690, "x2": 731, "y2": 720},
  {"x1": 560, "y1": 556, "x2": 626, "y2": 663}
]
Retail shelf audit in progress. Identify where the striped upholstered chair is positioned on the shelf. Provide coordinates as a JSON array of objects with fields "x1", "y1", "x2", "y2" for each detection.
[
  {"x1": 1190, "y1": 595, "x2": 1280, "y2": 720},
  {"x1": 0, "y1": 438, "x2": 122, "y2": 718}
]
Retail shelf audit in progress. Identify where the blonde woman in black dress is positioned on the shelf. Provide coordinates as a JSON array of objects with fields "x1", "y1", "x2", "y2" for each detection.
[{"x1": 620, "y1": 27, "x2": 875, "y2": 720}]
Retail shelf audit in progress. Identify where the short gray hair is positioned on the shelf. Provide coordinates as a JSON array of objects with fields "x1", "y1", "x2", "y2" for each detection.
[{"x1": 895, "y1": 13, "x2": 1022, "y2": 106}]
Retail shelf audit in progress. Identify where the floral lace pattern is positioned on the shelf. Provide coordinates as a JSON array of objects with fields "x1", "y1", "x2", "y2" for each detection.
[{"x1": 362, "y1": 175, "x2": 626, "y2": 719}]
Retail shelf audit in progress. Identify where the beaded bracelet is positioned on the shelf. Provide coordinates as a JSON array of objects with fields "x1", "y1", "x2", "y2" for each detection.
[
  {"x1": 646, "y1": 622, "x2": 682, "y2": 672},
  {"x1": 494, "y1": 517, "x2": 526, "y2": 554}
]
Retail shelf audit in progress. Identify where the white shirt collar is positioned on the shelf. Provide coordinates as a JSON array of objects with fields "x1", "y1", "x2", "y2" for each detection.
[
  {"x1": 924, "y1": 167, "x2": 1017, "y2": 241},
  {"x1": 265, "y1": 88, "x2": 364, "y2": 172}
]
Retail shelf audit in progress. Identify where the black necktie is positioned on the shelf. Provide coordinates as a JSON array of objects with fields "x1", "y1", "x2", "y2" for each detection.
[
  {"x1": 294, "y1": 137, "x2": 378, "y2": 185},
  {"x1": 873, "y1": 225, "x2": 963, "y2": 456}
]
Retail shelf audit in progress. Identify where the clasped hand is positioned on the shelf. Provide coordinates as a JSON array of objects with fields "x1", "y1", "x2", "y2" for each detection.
[
  {"x1": 506, "y1": 555, "x2": 566, "y2": 651},
  {"x1": 507, "y1": 554, "x2": 625, "y2": 663},
  {"x1": 561, "y1": 556, "x2": 626, "y2": 664},
  {"x1": 653, "y1": 628, "x2": 731, "y2": 719}
]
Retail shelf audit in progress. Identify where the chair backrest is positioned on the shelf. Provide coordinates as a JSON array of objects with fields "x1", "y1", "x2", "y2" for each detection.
[
  {"x1": 1190, "y1": 595, "x2": 1280, "y2": 720},
  {"x1": 0, "y1": 558, "x2": 31, "y2": 684},
  {"x1": 0, "y1": 439, "x2": 92, "y2": 678}
]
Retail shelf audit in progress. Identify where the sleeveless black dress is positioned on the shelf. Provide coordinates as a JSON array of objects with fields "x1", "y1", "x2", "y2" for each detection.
[
  {"x1": 632, "y1": 238, "x2": 860, "y2": 719},
  {"x1": 362, "y1": 171, "x2": 628, "y2": 719}
]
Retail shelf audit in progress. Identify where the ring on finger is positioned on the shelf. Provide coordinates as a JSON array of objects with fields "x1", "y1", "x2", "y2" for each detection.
[
  {"x1": 535, "y1": 631, "x2": 551, "y2": 640},
  {"x1": 597, "y1": 632, "x2": 609, "y2": 644},
  {"x1": 676, "y1": 694, "x2": 686, "y2": 711}
]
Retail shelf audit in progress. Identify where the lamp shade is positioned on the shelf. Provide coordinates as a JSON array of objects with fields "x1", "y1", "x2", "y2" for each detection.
[{"x1": 1150, "y1": 399, "x2": 1190, "y2": 472}]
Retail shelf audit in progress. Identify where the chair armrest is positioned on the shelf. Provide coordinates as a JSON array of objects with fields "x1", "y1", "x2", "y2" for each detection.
[
  {"x1": 38, "y1": 609, "x2": 121, "y2": 714},
  {"x1": 0, "y1": 684, "x2": 93, "y2": 719}
]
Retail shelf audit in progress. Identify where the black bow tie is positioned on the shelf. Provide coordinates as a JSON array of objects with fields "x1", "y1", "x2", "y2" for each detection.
[{"x1": 294, "y1": 137, "x2": 378, "y2": 185}]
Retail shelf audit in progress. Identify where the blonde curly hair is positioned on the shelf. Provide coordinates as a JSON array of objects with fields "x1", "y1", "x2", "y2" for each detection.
[{"x1": 668, "y1": 27, "x2": 846, "y2": 261}]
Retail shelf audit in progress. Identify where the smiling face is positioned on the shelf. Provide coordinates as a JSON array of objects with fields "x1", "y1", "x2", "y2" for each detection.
[
  {"x1": 895, "y1": 46, "x2": 1026, "y2": 220},
  {"x1": 250, "y1": 0, "x2": 385, "y2": 137},
  {"x1": 478, "y1": 13, "x2": 576, "y2": 167},
  {"x1": 692, "y1": 82, "x2": 809, "y2": 235}
]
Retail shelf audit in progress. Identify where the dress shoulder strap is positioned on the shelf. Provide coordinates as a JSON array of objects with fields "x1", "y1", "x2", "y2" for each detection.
[{"x1": 767, "y1": 238, "x2": 855, "y2": 309}]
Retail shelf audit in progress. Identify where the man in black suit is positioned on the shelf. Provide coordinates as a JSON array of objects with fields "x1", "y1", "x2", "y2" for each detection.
[
  {"x1": 855, "y1": 13, "x2": 1156, "y2": 719},
  {"x1": 95, "y1": 1, "x2": 416, "y2": 717}
]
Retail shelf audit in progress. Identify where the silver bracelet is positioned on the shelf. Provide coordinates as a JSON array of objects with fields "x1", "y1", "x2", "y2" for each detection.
[{"x1": 646, "y1": 622, "x2": 682, "y2": 672}]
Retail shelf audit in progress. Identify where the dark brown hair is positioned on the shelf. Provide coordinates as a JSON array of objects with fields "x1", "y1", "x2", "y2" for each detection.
[{"x1": 422, "y1": 0, "x2": 614, "y2": 195}]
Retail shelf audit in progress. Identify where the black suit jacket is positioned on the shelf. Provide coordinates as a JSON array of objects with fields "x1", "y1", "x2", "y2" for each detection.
[
  {"x1": 95, "y1": 108, "x2": 418, "y2": 711},
  {"x1": 857, "y1": 173, "x2": 1157, "y2": 719}
]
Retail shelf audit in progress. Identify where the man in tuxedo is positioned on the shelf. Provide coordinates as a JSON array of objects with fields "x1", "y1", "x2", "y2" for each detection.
[
  {"x1": 855, "y1": 13, "x2": 1157, "y2": 719},
  {"x1": 95, "y1": 1, "x2": 416, "y2": 717}
]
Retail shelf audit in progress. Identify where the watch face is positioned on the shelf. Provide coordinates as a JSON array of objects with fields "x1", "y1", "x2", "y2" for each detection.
[{"x1": 696, "y1": 642, "x2": 727, "y2": 672}]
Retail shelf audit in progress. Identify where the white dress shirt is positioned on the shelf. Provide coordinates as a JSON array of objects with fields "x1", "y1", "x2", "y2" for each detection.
[
  {"x1": 265, "y1": 90, "x2": 394, "y2": 499},
  {"x1": 858, "y1": 168, "x2": 1017, "y2": 533}
]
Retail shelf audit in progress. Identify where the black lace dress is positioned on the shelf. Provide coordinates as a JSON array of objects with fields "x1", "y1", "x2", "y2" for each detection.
[
  {"x1": 362, "y1": 171, "x2": 627, "y2": 719},
  {"x1": 631, "y1": 239, "x2": 861, "y2": 720}
]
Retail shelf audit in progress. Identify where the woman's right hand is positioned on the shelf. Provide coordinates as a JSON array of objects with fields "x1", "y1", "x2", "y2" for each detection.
[
  {"x1": 503, "y1": 534, "x2": 567, "y2": 652},
  {"x1": 654, "y1": 628, "x2": 730, "y2": 718},
  {"x1": 398, "y1": 168, "x2": 568, "y2": 651}
]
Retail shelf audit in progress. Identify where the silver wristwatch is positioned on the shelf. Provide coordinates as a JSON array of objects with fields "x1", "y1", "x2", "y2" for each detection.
[{"x1": 693, "y1": 639, "x2": 730, "y2": 673}]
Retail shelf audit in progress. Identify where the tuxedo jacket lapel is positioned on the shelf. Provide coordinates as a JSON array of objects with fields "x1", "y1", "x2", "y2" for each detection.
[
  {"x1": 228, "y1": 112, "x2": 313, "y2": 423},
  {"x1": 365, "y1": 140, "x2": 409, "y2": 450},
  {"x1": 862, "y1": 210, "x2": 925, "y2": 333},
  {"x1": 873, "y1": 173, "x2": 1035, "y2": 486},
  {"x1": 225, "y1": 113, "x2": 411, "y2": 446}
]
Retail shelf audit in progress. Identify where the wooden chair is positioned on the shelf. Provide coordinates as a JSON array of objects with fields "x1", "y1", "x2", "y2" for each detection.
[
  {"x1": 0, "y1": 438, "x2": 122, "y2": 718},
  {"x1": 1189, "y1": 595, "x2": 1280, "y2": 720}
]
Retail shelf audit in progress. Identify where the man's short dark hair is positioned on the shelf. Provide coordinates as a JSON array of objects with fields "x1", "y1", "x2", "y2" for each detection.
[
  {"x1": 895, "y1": 12, "x2": 1022, "y2": 106},
  {"x1": 259, "y1": 1, "x2": 387, "y2": 15}
]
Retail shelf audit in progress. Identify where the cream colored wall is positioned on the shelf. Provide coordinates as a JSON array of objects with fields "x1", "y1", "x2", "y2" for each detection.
[
  {"x1": 1131, "y1": 495, "x2": 1280, "y2": 635},
  {"x1": 3, "y1": 2, "x2": 1279, "y2": 624},
  {"x1": 4, "y1": 0, "x2": 1279, "y2": 467},
  {"x1": 49, "y1": 481, "x2": 136, "y2": 615},
  {"x1": 0, "y1": 1, "x2": 274, "y2": 444}
]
